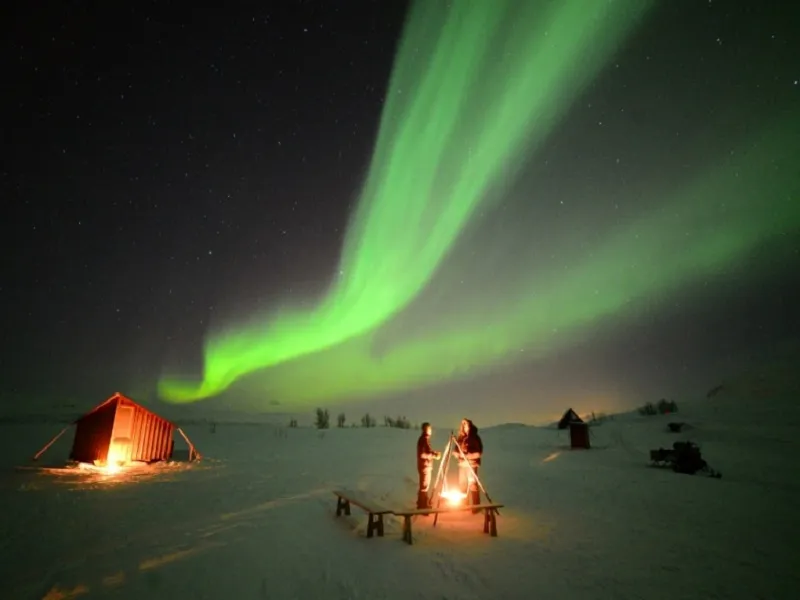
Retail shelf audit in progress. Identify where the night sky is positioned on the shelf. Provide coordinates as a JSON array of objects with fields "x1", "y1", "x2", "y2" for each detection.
[{"x1": 4, "y1": 1, "x2": 799, "y2": 425}]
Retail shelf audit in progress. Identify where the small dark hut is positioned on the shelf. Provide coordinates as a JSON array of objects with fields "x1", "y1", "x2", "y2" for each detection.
[
  {"x1": 569, "y1": 422, "x2": 591, "y2": 449},
  {"x1": 556, "y1": 408, "x2": 590, "y2": 449},
  {"x1": 557, "y1": 408, "x2": 583, "y2": 430}
]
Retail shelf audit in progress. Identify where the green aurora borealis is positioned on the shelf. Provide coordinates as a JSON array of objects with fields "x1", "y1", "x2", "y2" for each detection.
[{"x1": 158, "y1": 0, "x2": 800, "y2": 406}]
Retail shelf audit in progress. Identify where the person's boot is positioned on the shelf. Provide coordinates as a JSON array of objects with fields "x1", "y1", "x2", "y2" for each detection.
[
  {"x1": 417, "y1": 491, "x2": 429, "y2": 511},
  {"x1": 471, "y1": 490, "x2": 481, "y2": 514}
]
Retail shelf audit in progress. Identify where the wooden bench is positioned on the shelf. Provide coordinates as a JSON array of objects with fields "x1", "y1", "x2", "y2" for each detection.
[
  {"x1": 393, "y1": 503, "x2": 504, "y2": 545},
  {"x1": 332, "y1": 490, "x2": 394, "y2": 539}
]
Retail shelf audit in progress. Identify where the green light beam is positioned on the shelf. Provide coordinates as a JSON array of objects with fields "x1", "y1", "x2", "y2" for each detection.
[
  {"x1": 159, "y1": 0, "x2": 654, "y2": 402},
  {"x1": 227, "y1": 115, "x2": 800, "y2": 405}
]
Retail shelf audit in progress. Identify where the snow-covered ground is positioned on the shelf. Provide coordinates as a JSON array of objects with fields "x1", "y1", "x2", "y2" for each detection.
[{"x1": 1, "y1": 370, "x2": 799, "y2": 599}]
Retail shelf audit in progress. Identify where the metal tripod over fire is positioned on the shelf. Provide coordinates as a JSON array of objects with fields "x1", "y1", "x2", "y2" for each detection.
[{"x1": 429, "y1": 431, "x2": 499, "y2": 527}]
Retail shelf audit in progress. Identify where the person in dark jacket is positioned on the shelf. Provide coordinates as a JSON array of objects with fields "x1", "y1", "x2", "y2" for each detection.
[
  {"x1": 416, "y1": 422, "x2": 442, "y2": 509},
  {"x1": 456, "y1": 418, "x2": 484, "y2": 512}
]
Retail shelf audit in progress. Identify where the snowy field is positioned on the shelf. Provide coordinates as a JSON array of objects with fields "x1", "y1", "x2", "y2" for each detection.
[{"x1": 1, "y1": 371, "x2": 799, "y2": 599}]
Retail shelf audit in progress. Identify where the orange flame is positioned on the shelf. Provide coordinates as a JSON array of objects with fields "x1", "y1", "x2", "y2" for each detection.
[
  {"x1": 95, "y1": 441, "x2": 130, "y2": 474},
  {"x1": 440, "y1": 489, "x2": 467, "y2": 506}
]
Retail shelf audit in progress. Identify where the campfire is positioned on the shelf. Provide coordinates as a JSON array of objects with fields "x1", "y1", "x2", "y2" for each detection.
[
  {"x1": 426, "y1": 429, "x2": 498, "y2": 526},
  {"x1": 439, "y1": 488, "x2": 467, "y2": 506}
]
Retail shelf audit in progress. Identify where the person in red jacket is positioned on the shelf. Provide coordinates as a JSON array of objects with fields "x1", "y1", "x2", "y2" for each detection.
[
  {"x1": 416, "y1": 422, "x2": 442, "y2": 509},
  {"x1": 456, "y1": 418, "x2": 484, "y2": 512}
]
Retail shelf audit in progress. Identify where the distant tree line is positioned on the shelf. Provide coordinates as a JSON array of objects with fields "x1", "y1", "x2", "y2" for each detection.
[
  {"x1": 638, "y1": 399, "x2": 678, "y2": 416},
  {"x1": 309, "y1": 408, "x2": 414, "y2": 430},
  {"x1": 383, "y1": 415, "x2": 412, "y2": 429}
]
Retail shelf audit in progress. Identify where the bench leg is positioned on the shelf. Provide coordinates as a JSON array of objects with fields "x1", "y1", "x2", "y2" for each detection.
[
  {"x1": 336, "y1": 497, "x2": 351, "y2": 517},
  {"x1": 482, "y1": 509, "x2": 498, "y2": 537},
  {"x1": 402, "y1": 515, "x2": 413, "y2": 545},
  {"x1": 366, "y1": 513, "x2": 384, "y2": 538}
]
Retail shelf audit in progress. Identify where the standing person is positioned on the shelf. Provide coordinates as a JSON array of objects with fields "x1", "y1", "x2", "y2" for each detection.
[
  {"x1": 456, "y1": 418, "x2": 484, "y2": 512},
  {"x1": 416, "y1": 422, "x2": 442, "y2": 509}
]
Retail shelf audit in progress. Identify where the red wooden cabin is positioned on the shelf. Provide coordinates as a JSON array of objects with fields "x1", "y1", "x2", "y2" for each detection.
[{"x1": 70, "y1": 393, "x2": 176, "y2": 466}]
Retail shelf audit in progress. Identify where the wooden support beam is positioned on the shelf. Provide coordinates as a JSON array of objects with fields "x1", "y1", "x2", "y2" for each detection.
[
  {"x1": 177, "y1": 427, "x2": 201, "y2": 461},
  {"x1": 32, "y1": 426, "x2": 71, "y2": 461}
]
